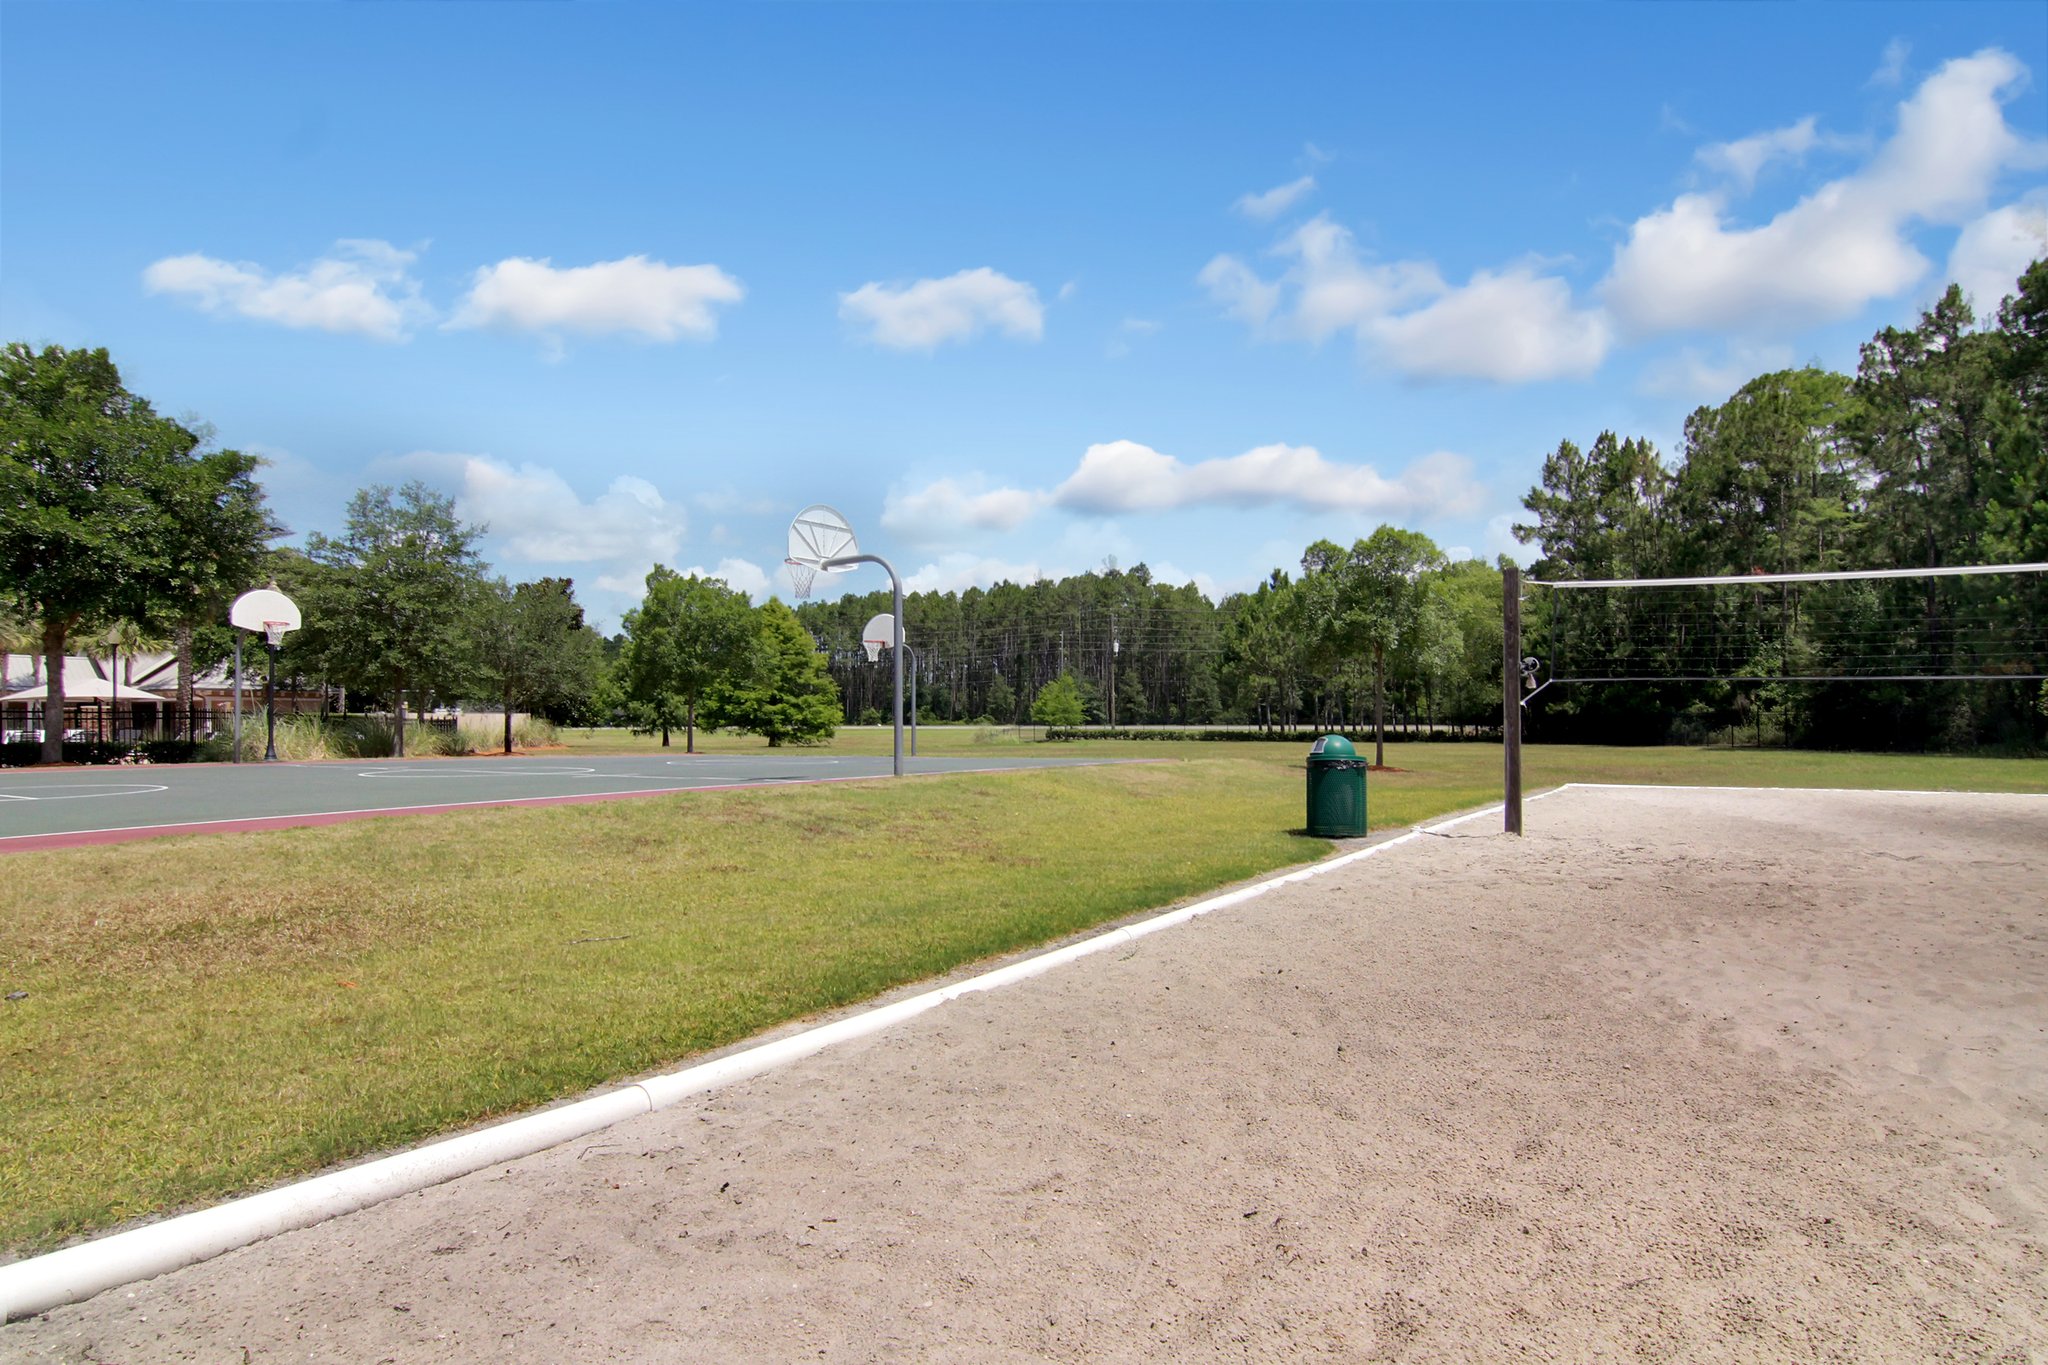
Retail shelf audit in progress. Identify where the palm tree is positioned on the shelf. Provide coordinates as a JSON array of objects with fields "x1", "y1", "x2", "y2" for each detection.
[{"x1": 0, "y1": 598, "x2": 37, "y2": 685}]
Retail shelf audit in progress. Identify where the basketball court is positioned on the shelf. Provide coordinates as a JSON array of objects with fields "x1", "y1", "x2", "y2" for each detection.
[{"x1": 0, "y1": 752, "x2": 1131, "y2": 853}]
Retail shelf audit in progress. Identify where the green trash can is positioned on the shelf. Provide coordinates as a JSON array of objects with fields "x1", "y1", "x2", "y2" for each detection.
[{"x1": 1305, "y1": 734, "x2": 1368, "y2": 837}]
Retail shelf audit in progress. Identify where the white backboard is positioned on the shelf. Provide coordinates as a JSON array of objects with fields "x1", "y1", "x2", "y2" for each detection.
[
  {"x1": 787, "y1": 505, "x2": 859, "y2": 569},
  {"x1": 861, "y1": 612, "x2": 897, "y2": 648},
  {"x1": 229, "y1": 587, "x2": 302, "y2": 633}
]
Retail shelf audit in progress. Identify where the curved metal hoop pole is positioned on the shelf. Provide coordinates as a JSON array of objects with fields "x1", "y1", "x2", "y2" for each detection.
[{"x1": 825, "y1": 553, "x2": 904, "y2": 776}]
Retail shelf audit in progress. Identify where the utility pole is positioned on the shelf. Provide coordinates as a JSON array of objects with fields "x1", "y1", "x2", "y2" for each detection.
[{"x1": 1108, "y1": 614, "x2": 1118, "y2": 729}]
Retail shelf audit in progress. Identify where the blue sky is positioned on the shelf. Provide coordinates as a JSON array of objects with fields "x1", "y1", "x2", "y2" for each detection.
[{"x1": 5, "y1": 2, "x2": 2046, "y2": 630}]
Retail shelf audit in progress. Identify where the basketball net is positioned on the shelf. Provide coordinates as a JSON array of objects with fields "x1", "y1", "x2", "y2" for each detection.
[
  {"x1": 785, "y1": 560, "x2": 817, "y2": 600},
  {"x1": 263, "y1": 622, "x2": 288, "y2": 648}
]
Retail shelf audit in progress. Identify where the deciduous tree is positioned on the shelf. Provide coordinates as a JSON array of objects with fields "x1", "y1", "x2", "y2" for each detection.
[
  {"x1": 298, "y1": 482, "x2": 486, "y2": 757},
  {"x1": 705, "y1": 600, "x2": 838, "y2": 746},
  {"x1": 622, "y1": 568, "x2": 757, "y2": 751},
  {"x1": 470, "y1": 577, "x2": 604, "y2": 753},
  {"x1": 0, "y1": 344, "x2": 270, "y2": 763},
  {"x1": 1029, "y1": 672, "x2": 1086, "y2": 727}
]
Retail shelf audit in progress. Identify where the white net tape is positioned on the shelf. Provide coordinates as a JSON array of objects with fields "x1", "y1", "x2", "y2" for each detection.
[{"x1": 786, "y1": 561, "x2": 817, "y2": 600}]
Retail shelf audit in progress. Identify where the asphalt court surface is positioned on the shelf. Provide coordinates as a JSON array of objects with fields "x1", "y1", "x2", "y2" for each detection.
[{"x1": 0, "y1": 753, "x2": 1128, "y2": 851}]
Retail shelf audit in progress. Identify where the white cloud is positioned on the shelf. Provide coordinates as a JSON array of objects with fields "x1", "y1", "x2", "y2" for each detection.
[
  {"x1": 693, "y1": 488, "x2": 782, "y2": 516},
  {"x1": 1604, "y1": 49, "x2": 2040, "y2": 335},
  {"x1": 594, "y1": 566, "x2": 657, "y2": 597},
  {"x1": 142, "y1": 239, "x2": 429, "y2": 340},
  {"x1": 1371, "y1": 266, "x2": 1611, "y2": 382},
  {"x1": 1946, "y1": 197, "x2": 2048, "y2": 314},
  {"x1": 1235, "y1": 175, "x2": 1317, "y2": 221},
  {"x1": 1202, "y1": 216, "x2": 1606, "y2": 381},
  {"x1": 1196, "y1": 254, "x2": 1284, "y2": 331},
  {"x1": 449, "y1": 254, "x2": 743, "y2": 340},
  {"x1": 394, "y1": 452, "x2": 690, "y2": 566},
  {"x1": 881, "y1": 477, "x2": 1048, "y2": 545},
  {"x1": 1052, "y1": 440, "x2": 1482, "y2": 517},
  {"x1": 1695, "y1": 116, "x2": 1854, "y2": 191},
  {"x1": 1486, "y1": 513, "x2": 1534, "y2": 567},
  {"x1": 1276, "y1": 216, "x2": 1444, "y2": 343},
  {"x1": 839, "y1": 268, "x2": 1044, "y2": 349},
  {"x1": 1107, "y1": 316, "x2": 1162, "y2": 360},
  {"x1": 1870, "y1": 38, "x2": 1910, "y2": 88},
  {"x1": 681, "y1": 557, "x2": 771, "y2": 602},
  {"x1": 903, "y1": 554, "x2": 1053, "y2": 595},
  {"x1": 1145, "y1": 561, "x2": 1224, "y2": 601},
  {"x1": 1639, "y1": 342, "x2": 1795, "y2": 401}
]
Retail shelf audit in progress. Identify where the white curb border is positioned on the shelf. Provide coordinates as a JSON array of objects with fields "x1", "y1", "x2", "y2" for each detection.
[{"x1": 0, "y1": 794, "x2": 1549, "y2": 1323}]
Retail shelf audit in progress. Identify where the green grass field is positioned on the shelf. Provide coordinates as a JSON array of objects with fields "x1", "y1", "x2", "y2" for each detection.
[{"x1": 3, "y1": 736, "x2": 2044, "y2": 1253}]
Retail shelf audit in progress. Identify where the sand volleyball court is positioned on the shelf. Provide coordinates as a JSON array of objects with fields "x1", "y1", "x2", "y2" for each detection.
[{"x1": 7, "y1": 784, "x2": 2044, "y2": 1361}]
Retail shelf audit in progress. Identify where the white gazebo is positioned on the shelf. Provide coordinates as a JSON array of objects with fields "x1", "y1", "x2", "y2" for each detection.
[{"x1": 1, "y1": 677, "x2": 170, "y2": 744}]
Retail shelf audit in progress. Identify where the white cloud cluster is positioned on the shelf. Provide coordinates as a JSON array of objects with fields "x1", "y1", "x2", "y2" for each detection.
[
  {"x1": 681, "y1": 557, "x2": 771, "y2": 601},
  {"x1": 1052, "y1": 440, "x2": 1482, "y2": 517},
  {"x1": 1945, "y1": 196, "x2": 2048, "y2": 314},
  {"x1": 881, "y1": 440, "x2": 1482, "y2": 547},
  {"x1": 1201, "y1": 216, "x2": 1605, "y2": 381},
  {"x1": 142, "y1": 239, "x2": 429, "y2": 341},
  {"x1": 903, "y1": 554, "x2": 1053, "y2": 595},
  {"x1": 881, "y1": 477, "x2": 1047, "y2": 545},
  {"x1": 1605, "y1": 49, "x2": 2040, "y2": 335},
  {"x1": 1235, "y1": 175, "x2": 1317, "y2": 221},
  {"x1": 1638, "y1": 342, "x2": 1796, "y2": 401},
  {"x1": 1694, "y1": 116, "x2": 1858, "y2": 191},
  {"x1": 396, "y1": 452, "x2": 691, "y2": 566},
  {"x1": 144, "y1": 243, "x2": 746, "y2": 347},
  {"x1": 449, "y1": 255, "x2": 744, "y2": 340},
  {"x1": 839, "y1": 268, "x2": 1044, "y2": 349},
  {"x1": 1870, "y1": 38, "x2": 1911, "y2": 89},
  {"x1": 1205, "y1": 50, "x2": 2044, "y2": 379},
  {"x1": 1373, "y1": 267, "x2": 1611, "y2": 384}
]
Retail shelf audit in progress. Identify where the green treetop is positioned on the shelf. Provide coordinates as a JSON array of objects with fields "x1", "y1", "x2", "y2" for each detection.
[{"x1": 706, "y1": 599, "x2": 839, "y2": 746}]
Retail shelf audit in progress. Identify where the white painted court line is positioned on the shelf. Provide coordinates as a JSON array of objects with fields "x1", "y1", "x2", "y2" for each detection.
[
  {"x1": 0, "y1": 792, "x2": 1546, "y2": 1322},
  {"x1": 0, "y1": 784, "x2": 168, "y2": 803},
  {"x1": 354, "y1": 766, "x2": 602, "y2": 779}
]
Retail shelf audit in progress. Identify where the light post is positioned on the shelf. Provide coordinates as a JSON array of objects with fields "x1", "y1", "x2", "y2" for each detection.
[{"x1": 106, "y1": 625, "x2": 121, "y2": 746}]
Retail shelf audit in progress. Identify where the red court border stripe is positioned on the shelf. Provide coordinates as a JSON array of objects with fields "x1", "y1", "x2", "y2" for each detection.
[{"x1": 0, "y1": 761, "x2": 1142, "y2": 854}]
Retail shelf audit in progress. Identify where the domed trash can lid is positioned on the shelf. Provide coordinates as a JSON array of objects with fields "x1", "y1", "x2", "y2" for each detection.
[{"x1": 1308, "y1": 734, "x2": 1358, "y2": 761}]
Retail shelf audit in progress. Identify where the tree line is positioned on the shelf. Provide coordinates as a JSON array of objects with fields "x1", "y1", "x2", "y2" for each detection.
[
  {"x1": 797, "y1": 264, "x2": 2046, "y2": 754},
  {"x1": 250, "y1": 488, "x2": 840, "y2": 756},
  {"x1": 6, "y1": 259, "x2": 2041, "y2": 763},
  {"x1": 1513, "y1": 267, "x2": 2046, "y2": 749},
  {"x1": 0, "y1": 345, "x2": 837, "y2": 761}
]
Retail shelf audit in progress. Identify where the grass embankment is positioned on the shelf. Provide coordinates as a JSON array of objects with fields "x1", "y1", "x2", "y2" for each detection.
[{"x1": 3, "y1": 740, "x2": 2044, "y2": 1252}]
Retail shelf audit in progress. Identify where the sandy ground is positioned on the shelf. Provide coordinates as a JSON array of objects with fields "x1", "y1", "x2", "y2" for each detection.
[{"x1": 6, "y1": 784, "x2": 2045, "y2": 1363}]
